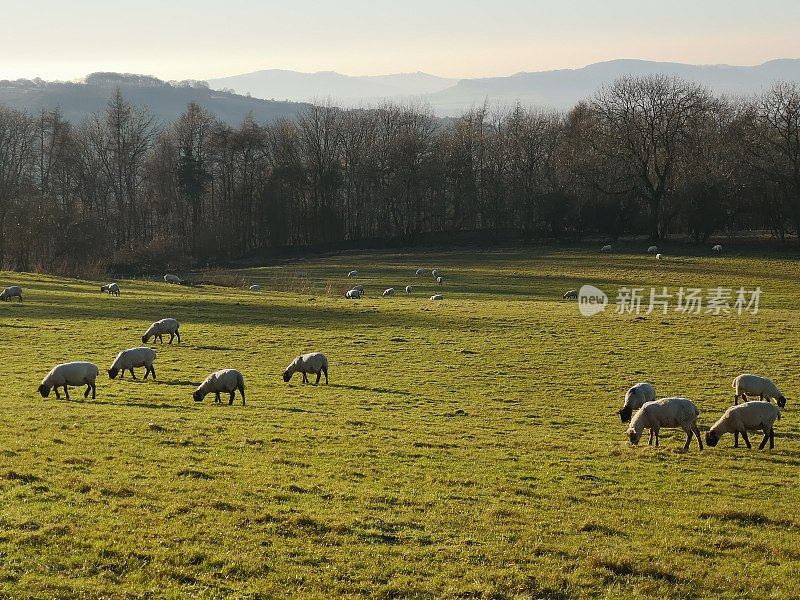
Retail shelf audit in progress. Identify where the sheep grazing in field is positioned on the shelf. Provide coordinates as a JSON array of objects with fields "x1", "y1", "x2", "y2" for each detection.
[
  {"x1": 345, "y1": 288, "x2": 362, "y2": 299},
  {"x1": 712, "y1": 244, "x2": 723, "y2": 253},
  {"x1": 353, "y1": 284, "x2": 364, "y2": 292},
  {"x1": 100, "y1": 283, "x2": 120, "y2": 297},
  {"x1": 647, "y1": 246, "x2": 658, "y2": 254},
  {"x1": 142, "y1": 318, "x2": 181, "y2": 344},
  {"x1": 415, "y1": 268, "x2": 426, "y2": 276},
  {"x1": 627, "y1": 398, "x2": 703, "y2": 451},
  {"x1": 600, "y1": 245, "x2": 612, "y2": 252},
  {"x1": 732, "y1": 374, "x2": 786, "y2": 408},
  {"x1": 0, "y1": 286, "x2": 22, "y2": 302},
  {"x1": 383, "y1": 288, "x2": 396, "y2": 297},
  {"x1": 618, "y1": 382, "x2": 656, "y2": 423},
  {"x1": 249, "y1": 284, "x2": 261, "y2": 291},
  {"x1": 38, "y1": 362, "x2": 99, "y2": 400},
  {"x1": 706, "y1": 402, "x2": 781, "y2": 450},
  {"x1": 193, "y1": 369, "x2": 246, "y2": 405},
  {"x1": 283, "y1": 352, "x2": 329, "y2": 385},
  {"x1": 656, "y1": 253, "x2": 663, "y2": 260},
  {"x1": 164, "y1": 274, "x2": 182, "y2": 284},
  {"x1": 347, "y1": 270, "x2": 358, "y2": 277},
  {"x1": 108, "y1": 347, "x2": 157, "y2": 380},
  {"x1": 405, "y1": 285, "x2": 413, "y2": 294},
  {"x1": 563, "y1": 290, "x2": 577, "y2": 300},
  {"x1": 436, "y1": 276, "x2": 444, "y2": 286},
  {"x1": 430, "y1": 294, "x2": 444, "y2": 301},
  {"x1": 431, "y1": 270, "x2": 438, "y2": 278}
]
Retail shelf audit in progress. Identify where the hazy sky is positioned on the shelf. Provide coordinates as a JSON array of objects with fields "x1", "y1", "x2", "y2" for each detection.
[{"x1": 2, "y1": 0, "x2": 799, "y2": 81}]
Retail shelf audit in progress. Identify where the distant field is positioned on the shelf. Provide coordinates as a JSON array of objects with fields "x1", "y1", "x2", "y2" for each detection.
[{"x1": 1, "y1": 247, "x2": 799, "y2": 598}]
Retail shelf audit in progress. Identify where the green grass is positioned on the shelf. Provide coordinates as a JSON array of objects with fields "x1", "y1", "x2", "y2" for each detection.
[{"x1": 1, "y1": 247, "x2": 799, "y2": 598}]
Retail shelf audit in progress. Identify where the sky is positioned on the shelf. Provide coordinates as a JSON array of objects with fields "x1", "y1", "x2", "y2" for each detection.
[{"x1": 1, "y1": 0, "x2": 799, "y2": 81}]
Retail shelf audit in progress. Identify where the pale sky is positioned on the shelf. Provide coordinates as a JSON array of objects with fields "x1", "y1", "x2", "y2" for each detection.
[{"x1": 1, "y1": 0, "x2": 799, "y2": 81}]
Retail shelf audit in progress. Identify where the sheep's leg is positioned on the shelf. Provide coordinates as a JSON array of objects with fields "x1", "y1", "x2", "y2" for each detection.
[
  {"x1": 648, "y1": 430, "x2": 654, "y2": 446},
  {"x1": 215, "y1": 392, "x2": 221, "y2": 404},
  {"x1": 150, "y1": 365, "x2": 156, "y2": 380},
  {"x1": 314, "y1": 371, "x2": 321, "y2": 385},
  {"x1": 175, "y1": 330, "x2": 181, "y2": 343},
  {"x1": 238, "y1": 385, "x2": 245, "y2": 405},
  {"x1": 302, "y1": 372, "x2": 308, "y2": 384},
  {"x1": 759, "y1": 430, "x2": 770, "y2": 450},
  {"x1": 228, "y1": 391, "x2": 235, "y2": 405},
  {"x1": 84, "y1": 384, "x2": 91, "y2": 398},
  {"x1": 770, "y1": 429, "x2": 775, "y2": 449},
  {"x1": 683, "y1": 430, "x2": 692, "y2": 451},
  {"x1": 734, "y1": 432, "x2": 740, "y2": 448},
  {"x1": 692, "y1": 424, "x2": 703, "y2": 450},
  {"x1": 130, "y1": 368, "x2": 137, "y2": 380},
  {"x1": 64, "y1": 386, "x2": 70, "y2": 400},
  {"x1": 168, "y1": 332, "x2": 174, "y2": 344},
  {"x1": 323, "y1": 366, "x2": 328, "y2": 384},
  {"x1": 53, "y1": 387, "x2": 61, "y2": 399},
  {"x1": 741, "y1": 430, "x2": 752, "y2": 449},
  {"x1": 654, "y1": 430, "x2": 660, "y2": 447}
]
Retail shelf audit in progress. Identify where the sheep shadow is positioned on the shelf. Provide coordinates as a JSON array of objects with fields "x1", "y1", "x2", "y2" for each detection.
[
  {"x1": 153, "y1": 380, "x2": 201, "y2": 388},
  {"x1": 58, "y1": 398, "x2": 192, "y2": 411},
  {"x1": 330, "y1": 383, "x2": 414, "y2": 397}
]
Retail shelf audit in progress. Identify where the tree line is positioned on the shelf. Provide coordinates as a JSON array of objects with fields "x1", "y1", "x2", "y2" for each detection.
[{"x1": 0, "y1": 75, "x2": 799, "y2": 274}]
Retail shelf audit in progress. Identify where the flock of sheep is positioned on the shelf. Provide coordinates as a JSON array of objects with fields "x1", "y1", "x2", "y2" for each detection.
[
  {"x1": 599, "y1": 243, "x2": 724, "y2": 260},
  {"x1": 618, "y1": 375, "x2": 786, "y2": 451},
  {"x1": 344, "y1": 268, "x2": 445, "y2": 301}
]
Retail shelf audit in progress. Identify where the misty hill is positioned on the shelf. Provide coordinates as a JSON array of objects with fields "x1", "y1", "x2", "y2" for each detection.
[
  {"x1": 0, "y1": 72, "x2": 309, "y2": 124},
  {"x1": 207, "y1": 70, "x2": 457, "y2": 104}
]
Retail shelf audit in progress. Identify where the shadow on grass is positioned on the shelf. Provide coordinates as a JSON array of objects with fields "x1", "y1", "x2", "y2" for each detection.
[{"x1": 330, "y1": 383, "x2": 415, "y2": 397}]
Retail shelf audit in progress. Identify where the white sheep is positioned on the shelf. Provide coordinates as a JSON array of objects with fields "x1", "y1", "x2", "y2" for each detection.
[
  {"x1": 656, "y1": 253, "x2": 663, "y2": 260},
  {"x1": 100, "y1": 283, "x2": 120, "y2": 297},
  {"x1": 436, "y1": 276, "x2": 444, "y2": 286},
  {"x1": 563, "y1": 290, "x2": 577, "y2": 300},
  {"x1": 193, "y1": 369, "x2": 246, "y2": 405},
  {"x1": 108, "y1": 347, "x2": 157, "y2": 380},
  {"x1": 348, "y1": 270, "x2": 358, "y2": 277},
  {"x1": 283, "y1": 352, "x2": 329, "y2": 385},
  {"x1": 712, "y1": 244, "x2": 723, "y2": 253},
  {"x1": 706, "y1": 402, "x2": 781, "y2": 450},
  {"x1": 405, "y1": 286, "x2": 413, "y2": 294},
  {"x1": 0, "y1": 286, "x2": 22, "y2": 302},
  {"x1": 345, "y1": 288, "x2": 362, "y2": 299},
  {"x1": 249, "y1": 284, "x2": 261, "y2": 291},
  {"x1": 415, "y1": 268, "x2": 426, "y2": 276},
  {"x1": 732, "y1": 374, "x2": 786, "y2": 408},
  {"x1": 430, "y1": 294, "x2": 444, "y2": 301},
  {"x1": 627, "y1": 397, "x2": 703, "y2": 451},
  {"x1": 647, "y1": 245, "x2": 658, "y2": 254},
  {"x1": 382, "y1": 288, "x2": 396, "y2": 297},
  {"x1": 38, "y1": 361, "x2": 99, "y2": 400},
  {"x1": 600, "y1": 245, "x2": 612, "y2": 252},
  {"x1": 142, "y1": 318, "x2": 181, "y2": 344},
  {"x1": 164, "y1": 274, "x2": 182, "y2": 284},
  {"x1": 617, "y1": 382, "x2": 656, "y2": 422}
]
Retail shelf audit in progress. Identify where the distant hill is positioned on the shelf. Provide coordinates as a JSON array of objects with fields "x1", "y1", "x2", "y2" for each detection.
[
  {"x1": 0, "y1": 72, "x2": 310, "y2": 124},
  {"x1": 207, "y1": 69, "x2": 457, "y2": 104}
]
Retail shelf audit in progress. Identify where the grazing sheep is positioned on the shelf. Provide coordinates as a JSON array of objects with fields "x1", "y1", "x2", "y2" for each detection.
[
  {"x1": 405, "y1": 286, "x2": 413, "y2": 294},
  {"x1": 430, "y1": 294, "x2": 444, "y2": 301},
  {"x1": 38, "y1": 362, "x2": 99, "y2": 400},
  {"x1": 733, "y1": 374, "x2": 786, "y2": 408},
  {"x1": 108, "y1": 347, "x2": 157, "y2": 380},
  {"x1": 348, "y1": 270, "x2": 358, "y2": 277},
  {"x1": 656, "y1": 253, "x2": 663, "y2": 260},
  {"x1": 100, "y1": 283, "x2": 120, "y2": 297},
  {"x1": 164, "y1": 274, "x2": 182, "y2": 284},
  {"x1": 142, "y1": 318, "x2": 181, "y2": 344},
  {"x1": 249, "y1": 284, "x2": 261, "y2": 291},
  {"x1": 345, "y1": 288, "x2": 362, "y2": 299},
  {"x1": 436, "y1": 276, "x2": 444, "y2": 286},
  {"x1": 618, "y1": 382, "x2": 656, "y2": 422},
  {"x1": 627, "y1": 398, "x2": 703, "y2": 451},
  {"x1": 0, "y1": 286, "x2": 22, "y2": 302},
  {"x1": 382, "y1": 288, "x2": 396, "y2": 297},
  {"x1": 415, "y1": 268, "x2": 426, "y2": 276},
  {"x1": 283, "y1": 352, "x2": 329, "y2": 385},
  {"x1": 431, "y1": 270, "x2": 438, "y2": 278},
  {"x1": 563, "y1": 290, "x2": 577, "y2": 300},
  {"x1": 647, "y1": 246, "x2": 658, "y2": 253},
  {"x1": 600, "y1": 245, "x2": 612, "y2": 252},
  {"x1": 193, "y1": 369, "x2": 246, "y2": 405},
  {"x1": 712, "y1": 244, "x2": 723, "y2": 253},
  {"x1": 353, "y1": 284, "x2": 364, "y2": 292},
  {"x1": 706, "y1": 402, "x2": 781, "y2": 450}
]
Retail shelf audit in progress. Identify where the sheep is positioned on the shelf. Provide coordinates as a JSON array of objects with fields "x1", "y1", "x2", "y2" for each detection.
[
  {"x1": 732, "y1": 374, "x2": 786, "y2": 408},
  {"x1": 38, "y1": 361, "x2": 99, "y2": 400},
  {"x1": 405, "y1": 286, "x2": 413, "y2": 294},
  {"x1": 193, "y1": 369, "x2": 246, "y2": 405},
  {"x1": 627, "y1": 397, "x2": 703, "y2": 451},
  {"x1": 283, "y1": 352, "x2": 329, "y2": 385},
  {"x1": 706, "y1": 402, "x2": 781, "y2": 450},
  {"x1": 108, "y1": 347, "x2": 157, "y2": 380},
  {"x1": 353, "y1": 284, "x2": 364, "y2": 293},
  {"x1": 563, "y1": 290, "x2": 577, "y2": 300},
  {"x1": 382, "y1": 288, "x2": 396, "y2": 297},
  {"x1": 249, "y1": 284, "x2": 261, "y2": 291},
  {"x1": 436, "y1": 276, "x2": 444, "y2": 286},
  {"x1": 142, "y1": 318, "x2": 181, "y2": 344},
  {"x1": 100, "y1": 283, "x2": 120, "y2": 297},
  {"x1": 431, "y1": 270, "x2": 438, "y2": 278},
  {"x1": 430, "y1": 294, "x2": 444, "y2": 301},
  {"x1": 656, "y1": 253, "x2": 663, "y2": 260},
  {"x1": 0, "y1": 286, "x2": 22, "y2": 302},
  {"x1": 618, "y1": 382, "x2": 656, "y2": 422},
  {"x1": 712, "y1": 244, "x2": 723, "y2": 253},
  {"x1": 345, "y1": 288, "x2": 362, "y2": 299},
  {"x1": 348, "y1": 270, "x2": 358, "y2": 277},
  {"x1": 600, "y1": 245, "x2": 612, "y2": 252},
  {"x1": 164, "y1": 274, "x2": 182, "y2": 284},
  {"x1": 647, "y1": 245, "x2": 658, "y2": 254},
  {"x1": 415, "y1": 268, "x2": 426, "y2": 276}
]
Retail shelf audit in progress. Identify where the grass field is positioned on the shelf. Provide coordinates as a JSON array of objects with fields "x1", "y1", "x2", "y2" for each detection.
[{"x1": 1, "y1": 246, "x2": 799, "y2": 599}]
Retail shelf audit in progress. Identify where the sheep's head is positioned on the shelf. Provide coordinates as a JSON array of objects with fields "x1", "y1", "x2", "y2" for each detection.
[
  {"x1": 192, "y1": 390, "x2": 205, "y2": 403},
  {"x1": 618, "y1": 406, "x2": 633, "y2": 422},
  {"x1": 627, "y1": 427, "x2": 642, "y2": 445},
  {"x1": 283, "y1": 370, "x2": 292, "y2": 382},
  {"x1": 705, "y1": 430, "x2": 720, "y2": 447},
  {"x1": 99, "y1": 285, "x2": 105, "y2": 292},
  {"x1": 141, "y1": 335, "x2": 149, "y2": 344},
  {"x1": 778, "y1": 396, "x2": 787, "y2": 408},
  {"x1": 38, "y1": 384, "x2": 51, "y2": 398},
  {"x1": 108, "y1": 367, "x2": 119, "y2": 379}
]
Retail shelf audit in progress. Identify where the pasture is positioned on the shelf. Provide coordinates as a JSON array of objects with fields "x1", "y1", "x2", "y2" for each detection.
[{"x1": 0, "y1": 247, "x2": 799, "y2": 598}]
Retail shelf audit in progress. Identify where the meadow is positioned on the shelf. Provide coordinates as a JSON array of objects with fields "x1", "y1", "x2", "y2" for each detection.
[{"x1": 0, "y1": 246, "x2": 799, "y2": 599}]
